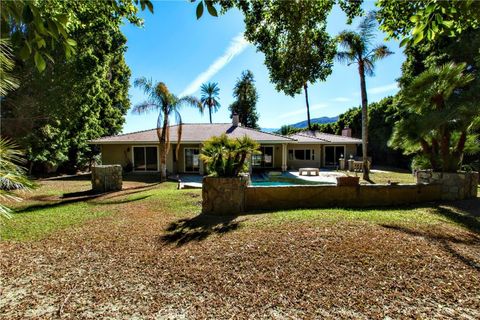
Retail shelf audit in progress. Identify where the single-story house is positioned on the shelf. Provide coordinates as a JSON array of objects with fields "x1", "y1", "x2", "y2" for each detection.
[{"x1": 89, "y1": 116, "x2": 362, "y2": 174}]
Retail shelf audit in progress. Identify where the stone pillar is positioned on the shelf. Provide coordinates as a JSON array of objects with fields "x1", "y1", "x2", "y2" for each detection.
[
  {"x1": 416, "y1": 170, "x2": 478, "y2": 200},
  {"x1": 91, "y1": 165, "x2": 122, "y2": 193},
  {"x1": 202, "y1": 176, "x2": 249, "y2": 215},
  {"x1": 281, "y1": 143, "x2": 287, "y2": 172},
  {"x1": 339, "y1": 158, "x2": 345, "y2": 170},
  {"x1": 347, "y1": 159, "x2": 354, "y2": 172}
]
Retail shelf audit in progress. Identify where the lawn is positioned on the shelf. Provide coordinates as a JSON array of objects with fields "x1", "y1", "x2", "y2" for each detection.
[{"x1": 1, "y1": 173, "x2": 479, "y2": 319}]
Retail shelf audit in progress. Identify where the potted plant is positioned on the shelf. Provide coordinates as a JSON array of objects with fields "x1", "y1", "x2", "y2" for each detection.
[{"x1": 200, "y1": 134, "x2": 260, "y2": 215}]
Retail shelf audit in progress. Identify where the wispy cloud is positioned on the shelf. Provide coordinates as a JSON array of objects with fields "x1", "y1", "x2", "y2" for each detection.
[
  {"x1": 277, "y1": 103, "x2": 328, "y2": 119},
  {"x1": 179, "y1": 33, "x2": 249, "y2": 97},
  {"x1": 368, "y1": 83, "x2": 399, "y2": 95},
  {"x1": 331, "y1": 97, "x2": 351, "y2": 102}
]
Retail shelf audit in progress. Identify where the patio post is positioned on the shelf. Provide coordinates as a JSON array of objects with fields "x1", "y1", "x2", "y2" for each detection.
[{"x1": 281, "y1": 143, "x2": 287, "y2": 172}]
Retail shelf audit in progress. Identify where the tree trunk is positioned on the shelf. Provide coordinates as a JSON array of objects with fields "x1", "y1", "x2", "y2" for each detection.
[
  {"x1": 358, "y1": 62, "x2": 370, "y2": 181},
  {"x1": 209, "y1": 106, "x2": 212, "y2": 124},
  {"x1": 452, "y1": 130, "x2": 467, "y2": 171},
  {"x1": 303, "y1": 83, "x2": 311, "y2": 130},
  {"x1": 439, "y1": 126, "x2": 451, "y2": 172},
  {"x1": 420, "y1": 138, "x2": 439, "y2": 171},
  {"x1": 157, "y1": 114, "x2": 169, "y2": 182}
]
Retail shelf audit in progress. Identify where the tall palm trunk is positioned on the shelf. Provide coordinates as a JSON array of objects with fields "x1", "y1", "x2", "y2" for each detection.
[
  {"x1": 158, "y1": 114, "x2": 169, "y2": 182},
  {"x1": 358, "y1": 62, "x2": 370, "y2": 180},
  {"x1": 303, "y1": 83, "x2": 312, "y2": 130},
  {"x1": 209, "y1": 104, "x2": 213, "y2": 124}
]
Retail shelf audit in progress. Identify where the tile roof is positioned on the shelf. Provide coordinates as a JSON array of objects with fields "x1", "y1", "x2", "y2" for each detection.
[
  {"x1": 90, "y1": 123, "x2": 295, "y2": 144},
  {"x1": 290, "y1": 131, "x2": 362, "y2": 144}
]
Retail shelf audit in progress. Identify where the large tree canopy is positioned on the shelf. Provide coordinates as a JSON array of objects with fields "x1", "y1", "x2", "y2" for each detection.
[
  {"x1": 1, "y1": 0, "x2": 141, "y2": 173},
  {"x1": 229, "y1": 70, "x2": 259, "y2": 129},
  {"x1": 1, "y1": 0, "x2": 153, "y2": 72},
  {"x1": 390, "y1": 63, "x2": 479, "y2": 172},
  {"x1": 376, "y1": 0, "x2": 480, "y2": 46}
]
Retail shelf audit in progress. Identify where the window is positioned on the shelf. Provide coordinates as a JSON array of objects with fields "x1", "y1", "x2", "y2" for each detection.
[
  {"x1": 133, "y1": 146, "x2": 158, "y2": 171},
  {"x1": 290, "y1": 149, "x2": 315, "y2": 161},
  {"x1": 252, "y1": 146, "x2": 274, "y2": 168}
]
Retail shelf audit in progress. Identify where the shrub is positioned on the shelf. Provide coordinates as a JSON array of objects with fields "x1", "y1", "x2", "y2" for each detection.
[{"x1": 200, "y1": 134, "x2": 260, "y2": 177}]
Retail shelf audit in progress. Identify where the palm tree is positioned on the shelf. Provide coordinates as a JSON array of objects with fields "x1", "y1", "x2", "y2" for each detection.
[
  {"x1": 0, "y1": 38, "x2": 18, "y2": 96},
  {"x1": 0, "y1": 40, "x2": 34, "y2": 219},
  {"x1": 336, "y1": 12, "x2": 393, "y2": 180},
  {"x1": 200, "y1": 134, "x2": 259, "y2": 177},
  {"x1": 200, "y1": 82, "x2": 221, "y2": 124},
  {"x1": 133, "y1": 78, "x2": 203, "y2": 181},
  {"x1": 389, "y1": 62, "x2": 479, "y2": 172},
  {"x1": 0, "y1": 138, "x2": 35, "y2": 219}
]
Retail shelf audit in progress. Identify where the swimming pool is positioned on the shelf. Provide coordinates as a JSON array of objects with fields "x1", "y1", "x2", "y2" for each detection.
[
  {"x1": 250, "y1": 176, "x2": 335, "y2": 187},
  {"x1": 250, "y1": 180, "x2": 298, "y2": 187}
]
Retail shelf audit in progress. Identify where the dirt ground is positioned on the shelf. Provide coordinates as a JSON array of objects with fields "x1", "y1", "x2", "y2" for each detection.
[{"x1": 1, "y1": 178, "x2": 479, "y2": 319}]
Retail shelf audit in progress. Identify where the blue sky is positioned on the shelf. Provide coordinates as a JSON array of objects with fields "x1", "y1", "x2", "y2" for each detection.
[{"x1": 121, "y1": 1, "x2": 405, "y2": 133}]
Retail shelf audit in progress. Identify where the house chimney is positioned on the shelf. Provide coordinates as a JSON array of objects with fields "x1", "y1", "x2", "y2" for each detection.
[
  {"x1": 342, "y1": 126, "x2": 352, "y2": 137},
  {"x1": 232, "y1": 113, "x2": 240, "y2": 127}
]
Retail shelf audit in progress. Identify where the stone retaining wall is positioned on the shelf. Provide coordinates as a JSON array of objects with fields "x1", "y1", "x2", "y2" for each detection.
[
  {"x1": 202, "y1": 176, "x2": 249, "y2": 215},
  {"x1": 91, "y1": 165, "x2": 122, "y2": 193},
  {"x1": 245, "y1": 184, "x2": 442, "y2": 211},
  {"x1": 416, "y1": 171, "x2": 478, "y2": 200},
  {"x1": 201, "y1": 171, "x2": 478, "y2": 215}
]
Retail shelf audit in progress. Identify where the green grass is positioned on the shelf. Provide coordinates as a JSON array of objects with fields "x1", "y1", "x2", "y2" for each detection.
[
  {"x1": 1, "y1": 182, "x2": 201, "y2": 242},
  {"x1": 1, "y1": 202, "x2": 112, "y2": 241},
  {"x1": 1, "y1": 175, "x2": 477, "y2": 242},
  {"x1": 265, "y1": 207, "x2": 441, "y2": 225},
  {"x1": 363, "y1": 170, "x2": 415, "y2": 184}
]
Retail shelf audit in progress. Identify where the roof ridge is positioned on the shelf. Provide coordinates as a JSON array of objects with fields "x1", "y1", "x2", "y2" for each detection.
[
  {"x1": 96, "y1": 123, "x2": 229, "y2": 140},
  {"x1": 239, "y1": 125, "x2": 297, "y2": 141},
  {"x1": 304, "y1": 130, "x2": 362, "y2": 140},
  {"x1": 96, "y1": 127, "x2": 157, "y2": 140},
  {"x1": 292, "y1": 132, "x2": 330, "y2": 142}
]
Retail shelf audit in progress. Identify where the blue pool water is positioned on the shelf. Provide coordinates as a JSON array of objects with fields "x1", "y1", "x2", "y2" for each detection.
[{"x1": 250, "y1": 180, "x2": 298, "y2": 187}]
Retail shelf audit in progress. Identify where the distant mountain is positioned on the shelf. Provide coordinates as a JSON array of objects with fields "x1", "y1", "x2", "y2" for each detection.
[
  {"x1": 290, "y1": 116, "x2": 338, "y2": 128},
  {"x1": 262, "y1": 116, "x2": 339, "y2": 133}
]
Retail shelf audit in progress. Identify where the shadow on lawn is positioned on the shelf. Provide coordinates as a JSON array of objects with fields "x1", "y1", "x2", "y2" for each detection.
[
  {"x1": 15, "y1": 184, "x2": 159, "y2": 213},
  {"x1": 381, "y1": 224, "x2": 480, "y2": 271},
  {"x1": 433, "y1": 198, "x2": 480, "y2": 234},
  {"x1": 159, "y1": 214, "x2": 241, "y2": 247},
  {"x1": 380, "y1": 196, "x2": 480, "y2": 271}
]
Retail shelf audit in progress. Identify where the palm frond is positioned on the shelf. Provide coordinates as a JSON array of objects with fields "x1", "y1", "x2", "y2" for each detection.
[
  {"x1": 336, "y1": 51, "x2": 356, "y2": 65},
  {"x1": 155, "y1": 82, "x2": 172, "y2": 103},
  {"x1": 0, "y1": 38, "x2": 19, "y2": 96},
  {"x1": 358, "y1": 11, "x2": 377, "y2": 47},
  {"x1": 336, "y1": 31, "x2": 362, "y2": 62},
  {"x1": 363, "y1": 58, "x2": 375, "y2": 77},
  {"x1": 0, "y1": 137, "x2": 35, "y2": 219},
  {"x1": 131, "y1": 101, "x2": 158, "y2": 114},
  {"x1": 369, "y1": 44, "x2": 394, "y2": 62},
  {"x1": 177, "y1": 95, "x2": 203, "y2": 112},
  {"x1": 134, "y1": 77, "x2": 154, "y2": 96}
]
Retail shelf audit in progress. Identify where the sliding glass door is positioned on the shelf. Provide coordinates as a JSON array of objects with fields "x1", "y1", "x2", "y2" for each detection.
[
  {"x1": 184, "y1": 148, "x2": 200, "y2": 172},
  {"x1": 133, "y1": 146, "x2": 158, "y2": 171},
  {"x1": 324, "y1": 146, "x2": 345, "y2": 166},
  {"x1": 252, "y1": 146, "x2": 274, "y2": 168}
]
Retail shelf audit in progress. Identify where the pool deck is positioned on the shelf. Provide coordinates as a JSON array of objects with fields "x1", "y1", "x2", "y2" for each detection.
[
  {"x1": 170, "y1": 170, "x2": 353, "y2": 188},
  {"x1": 284, "y1": 170, "x2": 346, "y2": 184}
]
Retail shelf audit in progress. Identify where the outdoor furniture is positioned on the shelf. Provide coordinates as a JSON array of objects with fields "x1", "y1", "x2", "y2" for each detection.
[
  {"x1": 352, "y1": 160, "x2": 371, "y2": 172},
  {"x1": 299, "y1": 168, "x2": 319, "y2": 176}
]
